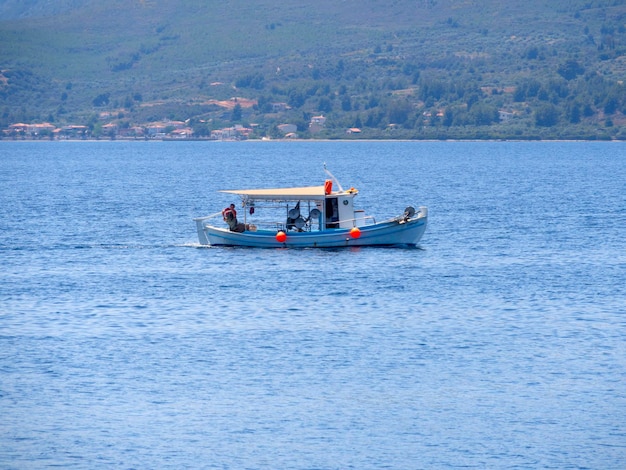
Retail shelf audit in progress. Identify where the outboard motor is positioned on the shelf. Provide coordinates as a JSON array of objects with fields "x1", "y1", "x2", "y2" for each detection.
[{"x1": 401, "y1": 206, "x2": 416, "y2": 223}]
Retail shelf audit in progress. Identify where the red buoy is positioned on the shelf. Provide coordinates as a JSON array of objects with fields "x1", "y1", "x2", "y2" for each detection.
[
  {"x1": 350, "y1": 227, "x2": 361, "y2": 239},
  {"x1": 276, "y1": 231, "x2": 287, "y2": 243}
]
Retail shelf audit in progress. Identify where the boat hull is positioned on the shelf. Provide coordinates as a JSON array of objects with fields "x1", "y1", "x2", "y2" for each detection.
[{"x1": 195, "y1": 214, "x2": 427, "y2": 248}]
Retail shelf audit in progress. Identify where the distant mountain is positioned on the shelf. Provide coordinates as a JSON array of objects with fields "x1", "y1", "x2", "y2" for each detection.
[{"x1": 1, "y1": 0, "x2": 625, "y2": 139}]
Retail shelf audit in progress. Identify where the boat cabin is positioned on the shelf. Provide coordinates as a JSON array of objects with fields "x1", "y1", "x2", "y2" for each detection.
[{"x1": 220, "y1": 180, "x2": 372, "y2": 233}]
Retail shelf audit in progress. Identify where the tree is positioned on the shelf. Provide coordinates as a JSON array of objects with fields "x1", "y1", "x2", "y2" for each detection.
[
  {"x1": 419, "y1": 78, "x2": 448, "y2": 101},
  {"x1": 92, "y1": 93, "x2": 110, "y2": 107},
  {"x1": 318, "y1": 97, "x2": 332, "y2": 113},
  {"x1": 288, "y1": 89, "x2": 305, "y2": 109},
  {"x1": 557, "y1": 60, "x2": 584, "y2": 81},
  {"x1": 468, "y1": 103, "x2": 499, "y2": 125},
  {"x1": 387, "y1": 100, "x2": 411, "y2": 125},
  {"x1": 567, "y1": 101, "x2": 581, "y2": 123},
  {"x1": 443, "y1": 107, "x2": 455, "y2": 127},
  {"x1": 603, "y1": 94, "x2": 619, "y2": 115},
  {"x1": 525, "y1": 46, "x2": 539, "y2": 60},
  {"x1": 231, "y1": 103, "x2": 242, "y2": 122},
  {"x1": 535, "y1": 104, "x2": 559, "y2": 127},
  {"x1": 235, "y1": 73, "x2": 264, "y2": 90},
  {"x1": 514, "y1": 78, "x2": 541, "y2": 102},
  {"x1": 255, "y1": 95, "x2": 273, "y2": 113},
  {"x1": 341, "y1": 95, "x2": 352, "y2": 112}
]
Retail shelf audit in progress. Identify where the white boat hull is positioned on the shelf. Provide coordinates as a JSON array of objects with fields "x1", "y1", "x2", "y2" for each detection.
[{"x1": 195, "y1": 211, "x2": 427, "y2": 248}]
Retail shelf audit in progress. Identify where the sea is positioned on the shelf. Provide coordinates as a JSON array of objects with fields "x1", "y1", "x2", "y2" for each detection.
[{"x1": 1, "y1": 140, "x2": 625, "y2": 469}]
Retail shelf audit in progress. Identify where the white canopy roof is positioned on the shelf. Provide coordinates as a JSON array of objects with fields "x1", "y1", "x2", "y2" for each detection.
[{"x1": 220, "y1": 185, "x2": 328, "y2": 201}]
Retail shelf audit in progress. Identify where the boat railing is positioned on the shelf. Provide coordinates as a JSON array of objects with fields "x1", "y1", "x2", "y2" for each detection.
[
  {"x1": 192, "y1": 211, "x2": 222, "y2": 223},
  {"x1": 194, "y1": 212, "x2": 379, "y2": 231},
  {"x1": 339, "y1": 215, "x2": 376, "y2": 227},
  {"x1": 358, "y1": 215, "x2": 377, "y2": 225}
]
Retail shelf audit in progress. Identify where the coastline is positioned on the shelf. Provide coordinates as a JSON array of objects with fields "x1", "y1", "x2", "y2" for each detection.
[{"x1": 1, "y1": 137, "x2": 624, "y2": 143}]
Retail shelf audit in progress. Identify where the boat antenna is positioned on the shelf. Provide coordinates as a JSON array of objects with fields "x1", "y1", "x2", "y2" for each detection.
[{"x1": 323, "y1": 163, "x2": 344, "y2": 192}]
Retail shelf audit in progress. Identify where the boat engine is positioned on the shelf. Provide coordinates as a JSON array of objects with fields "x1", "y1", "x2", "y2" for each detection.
[{"x1": 400, "y1": 206, "x2": 416, "y2": 223}]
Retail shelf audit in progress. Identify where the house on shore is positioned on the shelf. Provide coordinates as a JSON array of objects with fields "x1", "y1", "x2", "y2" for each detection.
[
  {"x1": 4, "y1": 122, "x2": 55, "y2": 137},
  {"x1": 277, "y1": 123, "x2": 297, "y2": 135},
  {"x1": 309, "y1": 115, "x2": 326, "y2": 133},
  {"x1": 211, "y1": 125, "x2": 252, "y2": 141}
]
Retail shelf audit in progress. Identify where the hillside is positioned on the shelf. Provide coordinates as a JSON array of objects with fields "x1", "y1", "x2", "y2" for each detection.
[{"x1": 1, "y1": 0, "x2": 626, "y2": 140}]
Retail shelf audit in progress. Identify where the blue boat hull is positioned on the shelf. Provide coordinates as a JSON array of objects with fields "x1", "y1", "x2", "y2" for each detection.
[{"x1": 196, "y1": 215, "x2": 427, "y2": 248}]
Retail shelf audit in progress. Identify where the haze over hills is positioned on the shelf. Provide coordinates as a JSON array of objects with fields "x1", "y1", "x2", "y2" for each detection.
[{"x1": 1, "y1": 0, "x2": 625, "y2": 139}]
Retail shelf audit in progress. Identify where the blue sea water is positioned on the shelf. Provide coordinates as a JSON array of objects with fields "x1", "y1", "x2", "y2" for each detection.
[{"x1": 1, "y1": 140, "x2": 625, "y2": 469}]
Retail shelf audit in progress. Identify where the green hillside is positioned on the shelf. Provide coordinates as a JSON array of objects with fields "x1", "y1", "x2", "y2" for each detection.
[{"x1": 1, "y1": 0, "x2": 626, "y2": 139}]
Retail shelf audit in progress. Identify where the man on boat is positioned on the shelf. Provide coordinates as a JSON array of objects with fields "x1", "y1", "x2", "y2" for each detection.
[
  {"x1": 223, "y1": 203, "x2": 246, "y2": 232},
  {"x1": 222, "y1": 203, "x2": 237, "y2": 219}
]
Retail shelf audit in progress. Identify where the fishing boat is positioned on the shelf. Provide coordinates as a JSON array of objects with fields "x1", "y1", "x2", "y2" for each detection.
[{"x1": 193, "y1": 168, "x2": 427, "y2": 248}]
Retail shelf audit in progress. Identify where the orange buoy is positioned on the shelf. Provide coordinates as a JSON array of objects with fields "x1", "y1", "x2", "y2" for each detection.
[
  {"x1": 276, "y1": 231, "x2": 287, "y2": 243},
  {"x1": 350, "y1": 227, "x2": 361, "y2": 239}
]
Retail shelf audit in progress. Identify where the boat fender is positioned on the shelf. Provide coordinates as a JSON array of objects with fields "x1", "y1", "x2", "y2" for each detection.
[
  {"x1": 276, "y1": 231, "x2": 287, "y2": 243},
  {"x1": 350, "y1": 227, "x2": 361, "y2": 239}
]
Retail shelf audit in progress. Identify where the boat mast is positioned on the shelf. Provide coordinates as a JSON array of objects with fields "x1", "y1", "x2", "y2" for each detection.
[{"x1": 323, "y1": 163, "x2": 344, "y2": 192}]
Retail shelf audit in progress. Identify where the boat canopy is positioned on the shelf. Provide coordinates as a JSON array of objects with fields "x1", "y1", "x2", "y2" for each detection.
[{"x1": 220, "y1": 185, "x2": 328, "y2": 201}]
